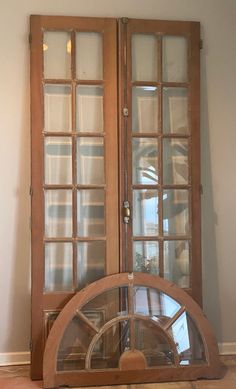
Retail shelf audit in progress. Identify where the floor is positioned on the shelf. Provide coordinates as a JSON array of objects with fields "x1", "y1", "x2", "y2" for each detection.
[{"x1": 0, "y1": 356, "x2": 235, "y2": 389}]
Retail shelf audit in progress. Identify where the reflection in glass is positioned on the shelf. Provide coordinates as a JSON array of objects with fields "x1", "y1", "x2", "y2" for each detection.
[
  {"x1": 163, "y1": 139, "x2": 188, "y2": 185},
  {"x1": 163, "y1": 36, "x2": 188, "y2": 82},
  {"x1": 91, "y1": 321, "x2": 130, "y2": 369},
  {"x1": 132, "y1": 138, "x2": 158, "y2": 185},
  {"x1": 77, "y1": 242, "x2": 105, "y2": 289},
  {"x1": 77, "y1": 190, "x2": 105, "y2": 237},
  {"x1": 45, "y1": 137, "x2": 72, "y2": 184},
  {"x1": 44, "y1": 85, "x2": 72, "y2": 132},
  {"x1": 163, "y1": 87, "x2": 188, "y2": 134},
  {"x1": 133, "y1": 241, "x2": 159, "y2": 275},
  {"x1": 133, "y1": 189, "x2": 158, "y2": 236},
  {"x1": 45, "y1": 190, "x2": 72, "y2": 237},
  {"x1": 164, "y1": 240, "x2": 190, "y2": 288},
  {"x1": 163, "y1": 189, "x2": 189, "y2": 236},
  {"x1": 77, "y1": 138, "x2": 104, "y2": 184},
  {"x1": 133, "y1": 287, "x2": 181, "y2": 323},
  {"x1": 132, "y1": 34, "x2": 158, "y2": 81},
  {"x1": 57, "y1": 313, "x2": 95, "y2": 371},
  {"x1": 134, "y1": 320, "x2": 174, "y2": 366},
  {"x1": 170, "y1": 312, "x2": 206, "y2": 365},
  {"x1": 45, "y1": 242, "x2": 73, "y2": 292},
  {"x1": 76, "y1": 86, "x2": 103, "y2": 132},
  {"x1": 132, "y1": 87, "x2": 158, "y2": 133},
  {"x1": 76, "y1": 33, "x2": 103, "y2": 80},
  {"x1": 82, "y1": 287, "x2": 128, "y2": 326},
  {"x1": 44, "y1": 31, "x2": 71, "y2": 79}
]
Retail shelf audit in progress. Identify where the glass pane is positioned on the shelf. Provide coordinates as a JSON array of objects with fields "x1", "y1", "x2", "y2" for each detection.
[
  {"x1": 44, "y1": 311, "x2": 59, "y2": 340},
  {"x1": 81, "y1": 287, "x2": 128, "y2": 326},
  {"x1": 164, "y1": 240, "x2": 190, "y2": 288},
  {"x1": 133, "y1": 287, "x2": 181, "y2": 323},
  {"x1": 133, "y1": 189, "x2": 158, "y2": 236},
  {"x1": 169, "y1": 312, "x2": 206, "y2": 365},
  {"x1": 44, "y1": 85, "x2": 72, "y2": 132},
  {"x1": 77, "y1": 242, "x2": 105, "y2": 289},
  {"x1": 57, "y1": 313, "x2": 95, "y2": 371},
  {"x1": 91, "y1": 321, "x2": 129, "y2": 369},
  {"x1": 163, "y1": 87, "x2": 188, "y2": 134},
  {"x1": 133, "y1": 241, "x2": 159, "y2": 275},
  {"x1": 76, "y1": 86, "x2": 103, "y2": 132},
  {"x1": 45, "y1": 190, "x2": 72, "y2": 238},
  {"x1": 132, "y1": 87, "x2": 158, "y2": 133},
  {"x1": 45, "y1": 137, "x2": 72, "y2": 184},
  {"x1": 134, "y1": 320, "x2": 174, "y2": 366},
  {"x1": 76, "y1": 33, "x2": 103, "y2": 80},
  {"x1": 132, "y1": 34, "x2": 158, "y2": 81},
  {"x1": 77, "y1": 138, "x2": 104, "y2": 185},
  {"x1": 44, "y1": 242, "x2": 73, "y2": 292},
  {"x1": 132, "y1": 138, "x2": 158, "y2": 185},
  {"x1": 163, "y1": 139, "x2": 188, "y2": 185},
  {"x1": 44, "y1": 31, "x2": 71, "y2": 79},
  {"x1": 77, "y1": 190, "x2": 105, "y2": 237},
  {"x1": 163, "y1": 36, "x2": 187, "y2": 82},
  {"x1": 163, "y1": 189, "x2": 189, "y2": 236}
]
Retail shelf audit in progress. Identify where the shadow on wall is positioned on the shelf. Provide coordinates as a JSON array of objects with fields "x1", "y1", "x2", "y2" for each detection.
[
  {"x1": 200, "y1": 29, "x2": 222, "y2": 342},
  {"x1": 6, "y1": 47, "x2": 31, "y2": 353}
]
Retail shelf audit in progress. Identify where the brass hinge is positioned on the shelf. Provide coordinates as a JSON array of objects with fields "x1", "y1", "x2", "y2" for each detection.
[
  {"x1": 123, "y1": 200, "x2": 131, "y2": 224},
  {"x1": 29, "y1": 186, "x2": 33, "y2": 196},
  {"x1": 200, "y1": 39, "x2": 203, "y2": 50},
  {"x1": 123, "y1": 107, "x2": 129, "y2": 117},
  {"x1": 121, "y1": 17, "x2": 129, "y2": 24},
  {"x1": 29, "y1": 340, "x2": 32, "y2": 351},
  {"x1": 29, "y1": 34, "x2": 32, "y2": 45}
]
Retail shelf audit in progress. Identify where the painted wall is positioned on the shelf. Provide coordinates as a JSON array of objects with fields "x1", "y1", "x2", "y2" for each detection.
[{"x1": 0, "y1": 0, "x2": 236, "y2": 362}]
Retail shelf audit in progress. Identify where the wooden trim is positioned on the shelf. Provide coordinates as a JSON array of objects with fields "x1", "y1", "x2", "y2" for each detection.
[
  {"x1": 30, "y1": 15, "x2": 45, "y2": 380},
  {"x1": 188, "y1": 22, "x2": 201, "y2": 306},
  {"x1": 43, "y1": 272, "x2": 224, "y2": 388}
]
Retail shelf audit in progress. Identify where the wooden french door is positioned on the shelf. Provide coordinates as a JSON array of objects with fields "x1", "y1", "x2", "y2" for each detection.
[{"x1": 30, "y1": 15, "x2": 200, "y2": 379}]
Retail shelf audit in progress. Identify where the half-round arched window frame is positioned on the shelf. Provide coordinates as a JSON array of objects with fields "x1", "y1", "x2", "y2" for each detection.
[{"x1": 43, "y1": 273, "x2": 224, "y2": 388}]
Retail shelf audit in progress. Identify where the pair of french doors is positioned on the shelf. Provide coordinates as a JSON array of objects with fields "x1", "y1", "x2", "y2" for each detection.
[{"x1": 30, "y1": 15, "x2": 200, "y2": 379}]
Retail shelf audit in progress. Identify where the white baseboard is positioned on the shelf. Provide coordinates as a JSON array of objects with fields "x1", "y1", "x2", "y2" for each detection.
[
  {"x1": 0, "y1": 344, "x2": 235, "y2": 366},
  {"x1": 218, "y1": 342, "x2": 236, "y2": 355},
  {"x1": 0, "y1": 352, "x2": 30, "y2": 366}
]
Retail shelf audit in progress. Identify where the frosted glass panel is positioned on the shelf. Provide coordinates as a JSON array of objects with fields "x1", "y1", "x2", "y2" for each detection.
[
  {"x1": 76, "y1": 86, "x2": 103, "y2": 132},
  {"x1": 163, "y1": 36, "x2": 187, "y2": 82},
  {"x1": 77, "y1": 138, "x2": 104, "y2": 185},
  {"x1": 132, "y1": 87, "x2": 158, "y2": 133},
  {"x1": 45, "y1": 137, "x2": 72, "y2": 184},
  {"x1": 44, "y1": 31, "x2": 71, "y2": 79},
  {"x1": 163, "y1": 88, "x2": 188, "y2": 134},
  {"x1": 132, "y1": 34, "x2": 158, "y2": 81},
  {"x1": 163, "y1": 139, "x2": 188, "y2": 185},
  {"x1": 133, "y1": 241, "x2": 159, "y2": 274},
  {"x1": 45, "y1": 190, "x2": 72, "y2": 237},
  {"x1": 133, "y1": 189, "x2": 158, "y2": 236},
  {"x1": 77, "y1": 242, "x2": 105, "y2": 289},
  {"x1": 44, "y1": 85, "x2": 72, "y2": 132},
  {"x1": 77, "y1": 190, "x2": 105, "y2": 237},
  {"x1": 132, "y1": 138, "x2": 158, "y2": 185},
  {"x1": 163, "y1": 190, "x2": 189, "y2": 236},
  {"x1": 76, "y1": 33, "x2": 103, "y2": 80},
  {"x1": 164, "y1": 240, "x2": 190, "y2": 287},
  {"x1": 45, "y1": 242, "x2": 73, "y2": 292}
]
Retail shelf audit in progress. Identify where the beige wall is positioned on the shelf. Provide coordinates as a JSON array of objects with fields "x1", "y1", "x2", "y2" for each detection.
[{"x1": 0, "y1": 0, "x2": 236, "y2": 356}]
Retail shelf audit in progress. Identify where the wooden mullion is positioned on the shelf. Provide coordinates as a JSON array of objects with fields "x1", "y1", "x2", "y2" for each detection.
[
  {"x1": 158, "y1": 33, "x2": 164, "y2": 278},
  {"x1": 132, "y1": 184, "x2": 159, "y2": 190},
  {"x1": 44, "y1": 131, "x2": 105, "y2": 137},
  {"x1": 132, "y1": 132, "x2": 160, "y2": 138},
  {"x1": 76, "y1": 79, "x2": 104, "y2": 85},
  {"x1": 43, "y1": 79, "x2": 71, "y2": 85},
  {"x1": 126, "y1": 23, "x2": 134, "y2": 273},
  {"x1": 133, "y1": 235, "x2": 191, "y2": 241}
]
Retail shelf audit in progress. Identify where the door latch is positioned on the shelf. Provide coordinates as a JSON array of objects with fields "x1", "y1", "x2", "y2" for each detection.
[{"x1": 123, "y1": 200, "x2": 131, "y2": 224}]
